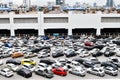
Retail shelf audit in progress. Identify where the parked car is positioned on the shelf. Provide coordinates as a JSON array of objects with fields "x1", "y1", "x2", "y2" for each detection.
[
  {"x1": 104, "y1": 66, "x2": 118, "y2": 76},
  {"x1": 52, "y1": 49, "x2": 64, "y2": 58},
  {"x1": 6, "y1": 59, "x2": 21, "y2": 65},
  {"x1": 82, "y1": 60, "x2": 95, "y2": 68},
  {"x1": 87, "y1": 57, "x2": 101, "y2": 64},
  {"x1": 11, "y1": 52, "x2": 24, "y2": 58},
  {"x1": 64, "y1": 49, "x2": 77, "y2": 57},
  {"x1": 69, "y1": 66, "x2": 86, "y2": 77},
  {"x1": 35, "y1": 68, "x2": 54, "y2": 78},
  {"x1": 24, "y1": 52, "x2": 37, "y2": 58},
  {"x1": 39, "y1": 58, "x2": 55, "y2": 65},
  {"x1": 84, "y1": 41, "x2": 94, "y2": 46},
  {"x1": 0, "y1": 68, "x2": 14, "y2": 77},
  {"x1": 104, "y1": 51, "x2": 116, "y2": 57},
  {"x1": 52, "y1": 67, "x2": 67, "y2": 76},
  {"x1": 21, "y1": 59, "x2": 36, "y2": 65},
  {"x1": 38, "y1": 63, "x2": 52, "y2": 70},
  {"x1": 107, "y1": 57, "x2": 120, "y2": 67},
  {"x1": 17, "y1": 68, "x2": 32, "y2": 78},
  {"x1": 52, "y1": 62, "x2": 68, "y2": 70},
  {"x1": 101, "y1": 62, "x2": 118, "y2": 70},
  {"x1": 56, "y1": 59, "x2": 68, "y2": 65},
  {"x1": 67, "y1": 61, "x2": 81, "y2": 69},
  {"x1": 0, "y1": 60, "x2": 3, "y2": 66},
  {"x1": 89, "y1": 48, "x2": 102, "y2": 57},
  {"x1": 79, "y1": 49, "x2": 90, "y2": 58},
  {"x1": 0, "y1": 52, "x2": 11, "y2": 58},
  {"x1": 72, "y1": 57, "x2": 85, "y2": 64},
  {"x1": 38, "y1": 51, "x2": 50, "y2": 58},
  {"x1": 87, "y1": 67, "x2": 105, "y2": 77},
  {"x1": 7, "y1": 64, "x2": 19, "y2": 72},
  {"x1": 22, "y1": 64, "x2": 35, "y2": 72},
  {"x1": 115, "y1": 48, "x2": 120, "y2": 57}
]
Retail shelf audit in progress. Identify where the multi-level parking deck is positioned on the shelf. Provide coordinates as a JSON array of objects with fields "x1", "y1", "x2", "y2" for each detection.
[{"x1": 0, "y1": 11, "x2": 120, "y2": 36}]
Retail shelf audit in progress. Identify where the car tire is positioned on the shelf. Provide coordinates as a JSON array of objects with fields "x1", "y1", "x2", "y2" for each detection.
[
  {"x1": 80, "y1": 74, "x2": 85, "y2": 77},
  {"x1": 99, "y1": 74, "x2": 104, "y2": 77},
  {"x1": 87, "y1": 71, "x2": 90, "y2": 73}
]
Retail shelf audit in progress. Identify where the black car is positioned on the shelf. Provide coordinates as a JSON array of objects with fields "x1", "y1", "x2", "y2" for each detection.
[
  {"x1": 93, "y1": 45, "x2": 104, "y2": 50},
  {"x1": 109, "y1": 58, "x2": 120, "y2": 68},
  {"x1": 35, "y1": 69, "x2": 54, "y2": 78},
  {"x1": 72, "y1": 57, "x2": 85, "y2": 64},
  {"x1": 101, "y1": 62, "x2": 118, "y2": 70},
  {"x1": 113, "y1": 40, "x2": 120, "y2": 45},
  {"x1": 31, "y1": 47, "x2": 50, "y2": 53},
  {"x1": 92, "y1": 52, "x2": 103, "y2": 57},
  {"x1": 6, "y1": 59, "x2": 21, "y2": 65},
  {"x1": 104, "y1": 51, "x2": 116, "y2": 57},
  {"x1": 82, "y1": 61, "x2": 95, "y2": 68},
  {"x1": 39, "y1": 58, "x2": 55, "y2": 65},
  {"x1": 17, "y1": 68, "x2": 32, "y2": 78}
]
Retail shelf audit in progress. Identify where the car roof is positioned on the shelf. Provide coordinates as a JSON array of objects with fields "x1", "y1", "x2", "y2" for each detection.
[
  {"x1": 55, "y1": 67, "x2": 65, "y2": 70},
  {"x1": 39, "y1": 63, "x2": 47, "y2": 66},
  {"x1": 2, "y1": 68, "x2": 10, "y2": 71},
  {"x1": 22, "y1": 59, "x2": 33, "y2": 61}
]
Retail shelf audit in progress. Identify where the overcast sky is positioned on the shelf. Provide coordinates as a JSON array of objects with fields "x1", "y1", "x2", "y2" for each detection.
[{"x1": 1, "y1": 0, "x2": 120, "y2": 6}]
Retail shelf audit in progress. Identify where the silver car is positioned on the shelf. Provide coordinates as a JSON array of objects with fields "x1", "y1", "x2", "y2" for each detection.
[
  {"x1": 0, "y1": 68, "x2": 14, "y2": 77},
  {"x1": 104, "y1": 66, "x2": 118, "y2": 76},
  {"x1": 87, "y1": 67, "x2": 105, "y2": 77},
  {"x1": 69, "y1": 66, "x2": 86, "y2": 77}
]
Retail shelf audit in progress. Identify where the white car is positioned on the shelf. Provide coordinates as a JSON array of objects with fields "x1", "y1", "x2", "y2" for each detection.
[
  {"x1": 79, "y1": 49, "x2": 90, "y2": 58},
  {"x1": 0, "y1": 60, "x2": 3, "y2": 66},
  {"x1": 87, "y1": 67, "x2": 105, "y2": 77},
  {"x1": 0, "y1": 68, "x2": 14, "y2": 77},
  {"x1": 7, "y1": 64, "x2": 19, "y2": 72},
  {"x1": 56, "y1": 59, "x2": 68, "y2": 65},
  {"x1": 115, "y1": 48, "x2": 120, "y2": 57},
  {"x1": 89, "y1": 48, "x2": 100, "y2": 54},
  {"x1": 69, "y1": 66, "x2": 86, "y2": 77},
  {"x1": 52, "y1": 62, "x2": 68, "y2": 70},
  {"x1": 38, "y1": 51, "x2": 50, "y2": 58},
  {"x1": 67, "y1": 61, "x2": 81, "y2": 69},
  {"x1": 38, "y1": 63, "x2": 52, "y2": 70},
  {"x1": 22, "y1": 64, "x2": 35, "y2": 72}
]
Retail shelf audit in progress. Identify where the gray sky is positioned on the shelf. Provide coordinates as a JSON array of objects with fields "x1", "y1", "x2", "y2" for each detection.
[{"x1": 1, "y1": 0, "x2": 120, "y2": 6}]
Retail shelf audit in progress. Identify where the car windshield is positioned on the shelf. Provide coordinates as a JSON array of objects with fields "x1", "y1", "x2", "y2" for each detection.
[
  {"x1": 99, "y1": 69, "x2": 102, "y2": 72},
  {"x1": 46, "y1": 70, "x2": 52, "y2": 74},
  {"x1": 28, "y1": 65, "x2": 34, "y2": 68},
  {"x1": 3, "y1": 68, "x2": 11, "y2": 72}
]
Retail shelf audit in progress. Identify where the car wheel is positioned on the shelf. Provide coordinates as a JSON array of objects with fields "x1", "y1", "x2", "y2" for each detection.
[
  {"x1": 69, "y1": 71, "x2": 72, "y2": 74},
  {"x1": 80, "y1": 74, "x2": 85, "y2": 77},
  {"x1": 99, "y1": 74, "x2": 104, "y2": 77},
  {"x1": 87, "y1": 71, "x2": 90, "y2": 73},
  {"x1": 113, "y1": 74, "x2": 118, "y2": 76}
]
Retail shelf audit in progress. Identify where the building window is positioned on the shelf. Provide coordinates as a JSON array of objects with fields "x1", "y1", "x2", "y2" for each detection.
[
  {"x1": 14, "y1": 18, "x2": 38, "y2": 23},
  {"x1": 0, "y1": 18, "x2": 10, "y2": 23},
  {"x1": 101, "y1": 17, "x2": 120, "y2": 23},
  {"x1": 44, "y1": 17, "x2": 68, "y2": 23}
]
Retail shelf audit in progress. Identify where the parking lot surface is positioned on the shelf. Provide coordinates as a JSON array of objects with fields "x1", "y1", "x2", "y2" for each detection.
[
  {"x1": 0, "y1": 55, "x2": 120, "y2": 80},
  {"x1": 0, "y1": 36, "x2": 120, "y2": 80}
]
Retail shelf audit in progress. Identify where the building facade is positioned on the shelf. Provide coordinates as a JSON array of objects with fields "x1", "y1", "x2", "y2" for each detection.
[{"x1": 0, "y1": 11, "x2": 120, "y2": 36}]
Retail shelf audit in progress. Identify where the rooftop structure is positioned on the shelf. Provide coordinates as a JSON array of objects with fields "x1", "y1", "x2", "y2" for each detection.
[
  {"x1": 23, "y1": 0, "x2": 31, "y2": 11},
  {"x1": 56, "y1": 0, "x2": 65, "y2": 5},
  {"x1": 105, "y1": 0, "x2": 115, "y2": 9}
]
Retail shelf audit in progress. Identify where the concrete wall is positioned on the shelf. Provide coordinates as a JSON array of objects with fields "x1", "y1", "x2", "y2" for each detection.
[{"x1": 0, "y1": 12, "x2": 120, "y2": 36}]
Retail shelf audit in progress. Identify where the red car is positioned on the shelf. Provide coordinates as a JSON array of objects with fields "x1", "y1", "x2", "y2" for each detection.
[
  {"x1": 84, "y1": 41, "x2": 94, "y2": 46},
  {"x1": 52, "y1": 67, "x2": 67, "y2": 76}
]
